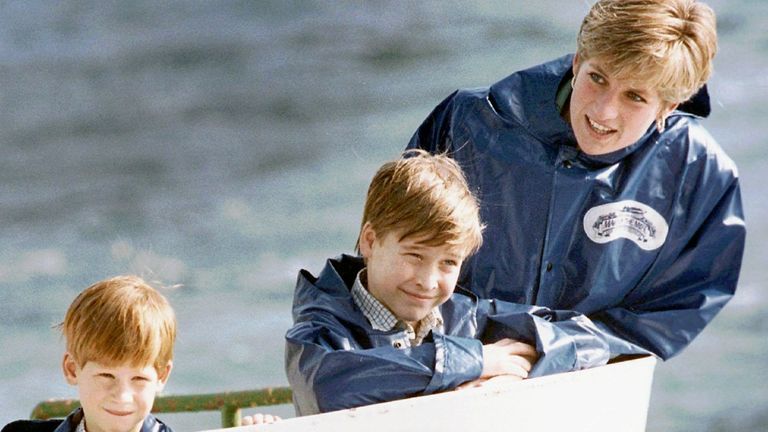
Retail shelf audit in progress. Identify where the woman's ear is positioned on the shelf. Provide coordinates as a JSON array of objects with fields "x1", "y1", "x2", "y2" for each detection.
[
  {"x1": 62, "y1": 352, "x2": 78, "y2": 386},
  {"x1": 663, "y1": 102, "x2": 680, "y2": 118},
  {"x1": 358, "y1": 222, "x2": 377, "y2": 259},
  {"x1": 656, "y1": 102, "x2": 680, "y2": 132},
  {"x1": 572, "y1": 53, "x2": 581, "y2": 76}
]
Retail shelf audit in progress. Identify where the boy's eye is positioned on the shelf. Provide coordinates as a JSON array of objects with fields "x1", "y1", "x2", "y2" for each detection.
[
  {"x1": 97, "y1": 373, "x2": 115, "y2": 379},
  {"x1": 132, "y1": 376, "x2": 150, "y2": 382},
  {"x1": 405, "y1": 253, "x2": 422, "y2": 261}
]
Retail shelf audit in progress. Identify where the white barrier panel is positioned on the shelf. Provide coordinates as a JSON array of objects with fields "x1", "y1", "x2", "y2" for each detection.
[{"x1": 203, "y1": 356, "x2": 657, "y2": 432}]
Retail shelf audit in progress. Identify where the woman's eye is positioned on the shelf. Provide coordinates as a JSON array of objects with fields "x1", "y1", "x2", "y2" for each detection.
[
  {"x1": 628, "y1": 92, "x2": 646, "y2": 103},
  {"x1": 589, "y1": 72, "x2": 604, "y2": 84}
]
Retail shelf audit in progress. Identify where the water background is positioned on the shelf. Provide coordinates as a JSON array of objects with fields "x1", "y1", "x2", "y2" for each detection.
[{"x1": 1, "y1": 1, "x2": 766, "y2": 430}]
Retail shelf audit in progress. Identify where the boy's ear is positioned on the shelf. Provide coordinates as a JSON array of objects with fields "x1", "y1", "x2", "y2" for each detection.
[
  {"x1": 358, "y1": 222, "x2": 377, "y2": 259},
  {"x1": 62, "y1": 352, "x2": 78, "y2": 385},
  {"x1": 156, "y1": 361, "x2": 173, "y2": 391}
]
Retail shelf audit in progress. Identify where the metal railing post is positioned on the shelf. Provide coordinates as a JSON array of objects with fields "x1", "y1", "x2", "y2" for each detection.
[{"x1": 221, "y1": 404, "x2": 241, "y2": 428}]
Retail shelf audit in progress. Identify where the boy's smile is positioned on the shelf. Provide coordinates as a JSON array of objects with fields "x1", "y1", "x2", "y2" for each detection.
[
  {"x1": 358, "y1": 223, "x2": 465, "y2": 325},
  {"x1": 63, "y1": 354, "x2": 171, "y2": 432}
]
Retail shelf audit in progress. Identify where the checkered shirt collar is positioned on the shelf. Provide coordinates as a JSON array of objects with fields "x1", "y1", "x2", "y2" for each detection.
[{"x1": 351, "y1": 268, "x2": 443, "y2": 345}]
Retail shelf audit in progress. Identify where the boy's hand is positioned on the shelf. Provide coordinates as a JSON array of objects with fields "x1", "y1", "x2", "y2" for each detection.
[
  {"x1": 480, "y1": 338, "x2": 538, "y2": 379},
  {"x1": 241, "y1": 413, "x2": 281, "y2": 426},
  {"x1": 456, "y1": 338, "x2": 537, "y2": 390},
  {"x1": 456, "y1": 374, "x2": 526, "y2": 390}
]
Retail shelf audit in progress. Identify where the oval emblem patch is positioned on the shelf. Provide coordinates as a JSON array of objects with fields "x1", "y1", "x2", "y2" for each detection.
[{"x1": 583, "y1": 200, "x2": 668, "y2": 251}]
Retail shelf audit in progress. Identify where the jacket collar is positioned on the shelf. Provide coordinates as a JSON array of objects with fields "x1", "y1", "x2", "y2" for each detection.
[
  {"x1": 53, "y1": 409, "x2": 82, "y2": 432},
  {"x1": 54, "y1": 408, "x2": 170, "y2": 432},
  {"x1": 488, "y1": 54, "x2": 577, "y2": 150},
  {"x1": 292, "y1": 254, "x2": 371, "y2": 329}
]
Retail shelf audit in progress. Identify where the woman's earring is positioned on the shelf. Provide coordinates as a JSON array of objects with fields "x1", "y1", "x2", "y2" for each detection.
[{"x1": 656, "y1": 117, "x2": 665, "y2": 132}]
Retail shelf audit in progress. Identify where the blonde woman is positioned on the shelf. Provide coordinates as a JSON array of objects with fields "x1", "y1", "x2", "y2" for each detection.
[{"x1": 408, "y1": 0, "x2": 744, "y2": 375}]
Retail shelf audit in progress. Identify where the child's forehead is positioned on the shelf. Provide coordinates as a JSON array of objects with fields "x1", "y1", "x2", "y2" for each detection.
[
  {"x1": 398, "y1": 234, "x2": 466, "y2": 257},
  {"x1": 83, "y1": 358, "x2": 156, "y2": 372}
]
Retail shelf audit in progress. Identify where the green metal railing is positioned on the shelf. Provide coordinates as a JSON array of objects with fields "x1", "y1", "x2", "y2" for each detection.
[{"x1": 31, "y1": 387, "x2": 293, "y2": 428}]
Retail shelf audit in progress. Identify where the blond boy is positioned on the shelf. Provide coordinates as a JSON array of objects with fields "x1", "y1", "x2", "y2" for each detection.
[
  {"x1": 3, "y1": 276, "x2": 176, "y2": 432},
  {"x1": 286, "y1": 150, "x2": 588, "y2": 415}
]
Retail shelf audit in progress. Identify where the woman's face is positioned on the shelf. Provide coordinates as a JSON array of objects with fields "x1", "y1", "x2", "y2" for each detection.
[{"x1": 568, "y1": 55, "x2": 677, "y2": 155}]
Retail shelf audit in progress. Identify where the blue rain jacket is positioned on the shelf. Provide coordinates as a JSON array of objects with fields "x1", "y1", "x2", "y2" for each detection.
[
  {"x1": 285, "y1": 254, "x2": 607, "y2": 415},
  {"x1": 407, "y1": 54, "x2": 746, "y2": 366}
]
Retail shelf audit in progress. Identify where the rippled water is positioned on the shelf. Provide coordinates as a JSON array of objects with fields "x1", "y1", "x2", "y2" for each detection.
[{"x1": 1, "y1": 1, "x2": 766, "y2": 430}]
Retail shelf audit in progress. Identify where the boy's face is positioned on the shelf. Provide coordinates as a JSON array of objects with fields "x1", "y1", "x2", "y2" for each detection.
[
  {"x1": 359, "y1": 223, "x2": 466, "y2": 325},
  {"x1": 62, "y1": 353, "x2": 172, "y2": 432}
]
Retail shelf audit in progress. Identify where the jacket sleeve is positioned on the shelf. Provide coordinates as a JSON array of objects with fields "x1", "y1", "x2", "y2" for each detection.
[
  {"x1": 591, "y1": 173, "x2": 745, "y2": 361},
  {"x1": 478, "y1": 174, "x2": 745, "y2": 376},
  {"x1": 471, "y1": 299, "x2": 611, "y2": 377},
  {"x1": 285, "y1": 311, "x2": 483, "y2": 415}
]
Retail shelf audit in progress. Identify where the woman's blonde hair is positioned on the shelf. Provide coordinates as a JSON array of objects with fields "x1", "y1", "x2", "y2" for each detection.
[
  {"x1": 356, "y1": 149, "x2": 484, "y2": 256},
  {"x1": 577, "y1": 0, "x2": 717, "y2": 104},
  {"x1": 61, "y1": 275, "x2": 176, "y2": 372}
]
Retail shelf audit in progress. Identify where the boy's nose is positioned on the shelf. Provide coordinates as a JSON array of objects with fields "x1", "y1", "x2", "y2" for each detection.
[
  {"x1": 415, "y1": 266, "x2": 439, "y2": 291},
  {"x1": 112, "y1": 382, "x2": 134, "y2": 403}
]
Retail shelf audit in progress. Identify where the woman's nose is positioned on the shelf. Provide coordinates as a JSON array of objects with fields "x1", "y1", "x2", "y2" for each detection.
[{"x1": 593, "y1": 90, "x2": 620, "y2": 120}]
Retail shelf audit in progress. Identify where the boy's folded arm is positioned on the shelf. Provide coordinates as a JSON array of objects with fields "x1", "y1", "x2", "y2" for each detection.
[
  {"x1": 285, "y1": 321, "x2": 483, "y2": 415},
  {"x1": 479, "y1": 300, "x2": 656, "y2": 376}
]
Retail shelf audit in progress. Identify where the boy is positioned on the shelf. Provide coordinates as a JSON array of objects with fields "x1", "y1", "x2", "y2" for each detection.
[
  {"x1": 3, "y1": 275, "x2": 176, "y2": 432},
  {"x1": 286, "y1": 150, "x2": 599, "y2": 415}
]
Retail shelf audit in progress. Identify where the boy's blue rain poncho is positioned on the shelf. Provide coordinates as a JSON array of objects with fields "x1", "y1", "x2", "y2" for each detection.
[{"x1": 286, "y1": 255, "x2": 609, "y2": 415}]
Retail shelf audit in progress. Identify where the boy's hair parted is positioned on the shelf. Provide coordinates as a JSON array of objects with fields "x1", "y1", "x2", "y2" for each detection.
[
  {"x1": 576, "y1": 0, "x2": 717, "y2": 104},
  {"x1": 356, "y1": 149, "x2": 484, "y2": 255},
  {"x1": 61, "y1": 275, "x2": 176, "y2": 372}
]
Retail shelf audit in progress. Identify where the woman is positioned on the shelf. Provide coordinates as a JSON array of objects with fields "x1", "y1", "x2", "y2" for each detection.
[{"x1": 408, "y1": 0, "x2": 745, "y2": 375}]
